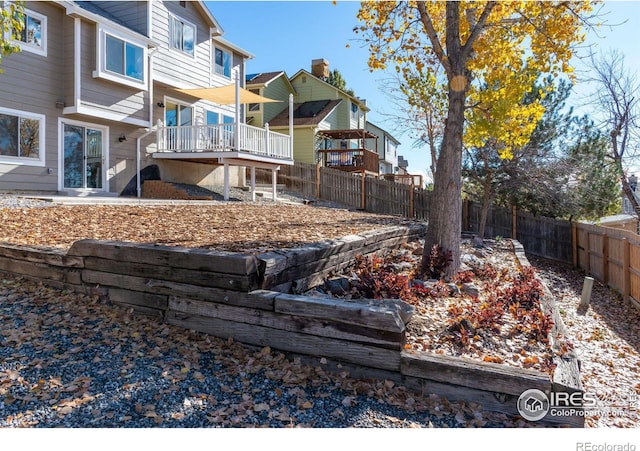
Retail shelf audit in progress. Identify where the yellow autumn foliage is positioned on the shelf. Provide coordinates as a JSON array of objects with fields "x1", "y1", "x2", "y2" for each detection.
[{"x1": 356, "y1": 1, "x2": 594, "y2": 159}]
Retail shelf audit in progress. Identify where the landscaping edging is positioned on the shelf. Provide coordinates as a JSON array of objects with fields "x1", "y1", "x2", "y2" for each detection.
[{"x1": 0, "y1": 227, "x2": 583, "y2": 427}]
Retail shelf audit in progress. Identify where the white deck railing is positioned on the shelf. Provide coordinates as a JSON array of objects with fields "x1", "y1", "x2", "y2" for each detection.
[{"x1": 156, "y1": 122, "x2": 292, "y2": 161}]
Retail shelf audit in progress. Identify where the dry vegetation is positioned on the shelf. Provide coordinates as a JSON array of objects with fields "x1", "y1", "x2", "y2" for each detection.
[{"x1": 0, "y1": 204, "x2": 411, "y2": 253}]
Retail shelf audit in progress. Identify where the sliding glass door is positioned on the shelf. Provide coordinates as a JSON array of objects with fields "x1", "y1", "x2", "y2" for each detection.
[{"x1": 62, "y1": 122, "x2": 106, "y2": 190}]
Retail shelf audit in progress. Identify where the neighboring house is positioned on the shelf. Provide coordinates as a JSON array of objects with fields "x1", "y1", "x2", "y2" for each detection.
[
  {"x1": 397, "y1": 155, "x2": 409, "y2": 175},
  {"x1": 247, "y1": 58, "x2": 377, "y2": 175},
  {"x1": 593, "y1": 213, "x2": 639, "y2": 234},
  {"x1": 601, "y1": 174, "x2": 640, "y2": 233},
  {"x1": 0, "y1": 1, "x2": 291, "y2": 197},
  {"x1": 365, "y1": 121, "x2": 399, "y2": 175},
  {"x1": 245, "y1": 71, "x2": 295, "y2": 127}
]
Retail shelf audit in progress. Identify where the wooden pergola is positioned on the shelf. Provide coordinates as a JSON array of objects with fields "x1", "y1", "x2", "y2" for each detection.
[{"x1": 316, "y1": 129, "x2": 379, "y2": 175}]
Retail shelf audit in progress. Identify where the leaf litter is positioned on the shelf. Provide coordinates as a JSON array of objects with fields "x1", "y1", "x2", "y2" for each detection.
[{"x1": 0, "y1": 200, "x2": 637, "y2": 427}]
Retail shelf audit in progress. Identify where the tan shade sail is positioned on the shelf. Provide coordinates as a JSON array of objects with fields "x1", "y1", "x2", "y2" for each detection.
[{"x1": 175, "y1": 85, "x2": 281, "y2": 105}]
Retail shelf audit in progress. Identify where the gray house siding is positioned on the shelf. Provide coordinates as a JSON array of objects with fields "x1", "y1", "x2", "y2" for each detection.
[
  {"x1": 78, "y1": 21, "x2": 149, "y2": 124},
  {"x1": 152, "y1": 1, "x2": 213, "y2": 88},
  {"x1": 89, "y1": 1, "x2": 150, "y2": 36},
  {"x1": 0, "y1": 1, "x2": 251, "y2": 195},
  {"x1": 0, "y1": 1, "x2": 66, "y2": 192}
]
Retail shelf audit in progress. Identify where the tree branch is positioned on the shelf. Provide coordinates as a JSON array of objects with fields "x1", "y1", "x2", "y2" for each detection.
[
  {"x1": 460, "y1": 2, "x2": 497, "y2": 62},
  {"x1": 416, "y1": 1, "x2": 450, "y2": 75}
]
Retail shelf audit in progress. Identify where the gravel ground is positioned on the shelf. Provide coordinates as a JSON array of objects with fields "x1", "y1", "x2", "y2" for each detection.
[
  {"x1": 0, "y1": 193, "x2": 637, "y2": 429},
  {"x1": 0, "y1": 275, "x2": 525, "y2": 428}
]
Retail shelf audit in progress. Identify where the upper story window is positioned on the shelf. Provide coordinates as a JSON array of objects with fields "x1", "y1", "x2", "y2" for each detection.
[
  {"x1": 214, "y1": 47, "x2": 231, "y2": 78},
  {"x1": 350, "y1": 102, "x2": 360, "y2": 122},
  {"x1": 105, "y1": 34, "x2": 144, "y2": 81},
  {"x1": 0, "y1": 107, "x2": 45, "y2": 167},
  {"x1": 94, "y1": 25, "x2": 147, "y2": 90},
  {"x1": 170, "y1": 14, "x2": 195, "y2": 56},
  {"x1": 248, "y1": 89, "x2": 260, "y2": 112},
  {"x1": 14, "y1": 8, "x2": 47, "y2": 57}
]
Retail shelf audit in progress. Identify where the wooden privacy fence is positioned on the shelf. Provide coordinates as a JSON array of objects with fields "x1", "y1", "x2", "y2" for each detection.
[
  {"x1": 256, "y1": 162, "x2": 640, "y2": 310},
  {"x1": 573, "y1": 223, "x2": 640, "y2": 310},
  {"x1": 254, "y1": 162, "x2": 431, "y2": 218}
]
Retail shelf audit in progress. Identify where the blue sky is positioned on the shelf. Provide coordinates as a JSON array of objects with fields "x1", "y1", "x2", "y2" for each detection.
[{"x1": 205, "y1": 0, "x2": 640, "y2": 180}]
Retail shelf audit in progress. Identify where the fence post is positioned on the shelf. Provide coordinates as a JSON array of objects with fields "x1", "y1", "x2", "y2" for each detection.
[
  {"x1": 409, "y1": 181, "x2": 415, "y2": 218},
  {"x1": 602, "y1": 233, "x2": 609, "y2": 286},
  {"x1": 623, "y1": 237, "x2": 631, "y2": 303},
  {"x1": 512, "y1": 206, "x2": 517, "y2": 240},
  {"x1": 572, "y1": 222, "x2": 578, "y2": 268},
  {"x1": 316, "y1": 163, "x2": 321, "y2": 198},
  {"x1": 463, "y1": 199, "x2": 469, "y2": 232},
  {"x1": 361, "y1": 171, "x2": 366, "y2": 210}
]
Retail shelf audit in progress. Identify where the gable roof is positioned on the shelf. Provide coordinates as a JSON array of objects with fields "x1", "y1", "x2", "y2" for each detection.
[
  {"x1": 246, "y1": 71, "x2": 296, "y2": 95},
  {"x1": 247, "y1": 71, "x2": 284, "y2": 86},
  {"x1": 268, "y1": 99, "x2": 342, "y2": 128},
  {"x1": 289, "y1": 69, "x2": 369, "y2": 111},
  {"x1": 367, "y1": 121, "x2": 401, "y2": 146},
  {"x1": 213, "y1": 36, "x2": 254, "y2": 60}
]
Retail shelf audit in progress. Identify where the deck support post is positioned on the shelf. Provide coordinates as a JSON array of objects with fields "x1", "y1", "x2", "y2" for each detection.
[
  {"x1": 272, "y1": 168, "x2": 277, "y2": 202},
  {"x1": 223, "y1": 161, "x2": 230, "y2": 201},
  {"x1": 250, "y1": 166, "x2": 256, "y2": 202}
]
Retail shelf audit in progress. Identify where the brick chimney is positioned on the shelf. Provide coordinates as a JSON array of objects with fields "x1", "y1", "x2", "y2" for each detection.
[{"x1": 311, "y1": 58, "x2": 329, "y2": 79}]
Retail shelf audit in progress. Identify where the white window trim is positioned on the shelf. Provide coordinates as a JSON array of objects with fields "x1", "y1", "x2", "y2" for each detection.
[
  {"x1": 169, "y1": 13, "x2": 196, "y2": 58},
  {"x1": 58, "y1": 118, "x2": 109, "y2": 192},
  {"x1": 93, "y1": 24, "x2": 148, "y2": 90},
  {"x1": 162, "y1": 96, "x2": 195, "y2": 125},
  {"x1": 213, "y1": 46, "x2": 233, "y2": 79},
  {"x1": 12, "y1": 7, "x2": 47, "y2": 57},
  {"x1": 0, "y1": 106, "x2": 45, "y2": 167}
]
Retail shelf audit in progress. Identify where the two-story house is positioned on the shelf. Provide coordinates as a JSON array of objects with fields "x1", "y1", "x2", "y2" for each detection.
[
  {"x1": 0, "y1": 1, "x2": 292, "y2": 199},
  {"x1": 247, "y1": 59, "x2": 378, "y2": 176},
  {"x1": 365, "y1": 121, "x2": 399, "y2": 175}
]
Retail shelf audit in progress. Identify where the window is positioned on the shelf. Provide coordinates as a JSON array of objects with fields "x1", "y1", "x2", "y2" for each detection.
[
  {"x1": 248, "y1": 89, "x2": 260, "y2": 112},
  {"x1": 105, "y1": 34, "x2": 144, "y2": 81},
  {"x1": 0, "y1": 107, "x2": 45, "y2": 166},
  {"x1": 214, "y1": 48, "x2": 231, "y2": 78},
  {"x1": 165, "y1": 101, "x2": 193, "y2": 127},
  {"x1": 171, "y1": 15, "x2": 195, "y2": 56},
  {"x1": 95, "y1": 25, "x2": 147, "y2": 89},
  {"x1": 206, "y1": 111, "x2": 219, "y2": 125},
  {"x1": 14, "y1": 8, "x2": 47, "y2": 56},
  {"x1": 350, "y1": 102, "x2": 359, "y2": 121}
]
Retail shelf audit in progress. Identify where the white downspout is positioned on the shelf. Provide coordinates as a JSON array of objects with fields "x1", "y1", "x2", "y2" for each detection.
[{"x1": 288, "y1": 93, "x2": 293, "y2": 159}]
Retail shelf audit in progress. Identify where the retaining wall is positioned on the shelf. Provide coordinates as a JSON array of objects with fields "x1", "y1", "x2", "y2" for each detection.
[{"x1": 0, "y1": 224, "x2": 583, "y2": 426}]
